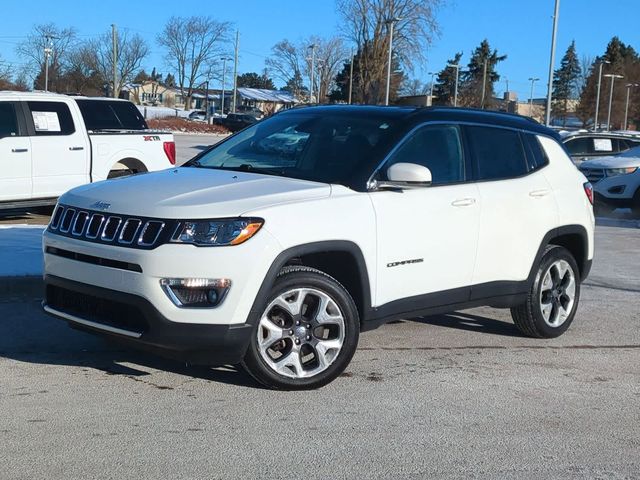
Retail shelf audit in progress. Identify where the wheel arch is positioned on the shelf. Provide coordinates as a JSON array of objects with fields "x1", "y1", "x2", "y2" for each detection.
[
  {"x1": 247, "y1": 241, "x2": 373, "y2": 328},
  {"x1": 110, "y1": 157, "x2": 148, "y2": 174},
  {"x1": 529, "y1": 225, "x2": 592, "y2": 283}
]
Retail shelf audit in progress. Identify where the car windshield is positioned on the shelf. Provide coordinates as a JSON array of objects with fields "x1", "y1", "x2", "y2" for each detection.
[{"x1": 187, "y1": 111, "x2": 398, "y2": 184}]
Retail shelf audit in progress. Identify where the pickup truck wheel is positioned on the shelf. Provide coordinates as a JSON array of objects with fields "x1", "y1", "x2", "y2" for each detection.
[
  {"x1": 511, "y1": 245, "x2": 581, "y2": 338},
  {"x1": 242, "y1": 266, "x2": 359, "y2": 390}
]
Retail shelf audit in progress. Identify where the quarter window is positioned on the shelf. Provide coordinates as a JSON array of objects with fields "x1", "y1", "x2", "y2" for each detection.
[
  {"x1": 0, "y1": 103, "x2": 19, "y2": 137},
  {"x1": 27, "y1": 101, "x2": 75, "y2": 136},
  {"x1": 467, "y1": 126, "x2": 528, "y2": 180},
  {"x1": 385, "y1": 124, "x2": 465, "y2": 185}
]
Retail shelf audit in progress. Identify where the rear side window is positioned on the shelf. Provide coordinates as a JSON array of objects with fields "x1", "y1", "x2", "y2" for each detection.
[
  {"x1": 466, "y1": 126, "x2": 528, "y2": 180},
  {"x1": 27, "y1": 101, "x2": 75, "y2": 136},
  {"x1": 386, "y1": 124, "x2": 465, "y2": 185},
  {"x1": 76, "y1": 100, "x2": 148, "y2": 131},
  {"x1": 0, "y1": 103, "x2": 19, "y2": 137}
]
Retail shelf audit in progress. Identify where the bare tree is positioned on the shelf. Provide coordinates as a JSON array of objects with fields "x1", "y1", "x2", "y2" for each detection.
[
  {"x1": 63, "y1": 44, "x2": 102, "y2": 94},
  {"x1": 400, "y1": 78, "x2": 428, "y2": 96},
  {"x1": 266, "y1": 40, "x2": 305, "y2": 97},
  {"x1": 88, "y1": 30, "x2": 148, "y2": 96},
  {"x1": 15, "y1": 23, "x2": 77, "y2": 90},
  {"x1": 337, "y1": 0, "x2": 442, "y2": 104},
  {"x1": 304, "y1": 36, "x2": 347, "y2": 103},
  {"x1": 158, "y1": 16, "x2": 231, "y2": 109}
]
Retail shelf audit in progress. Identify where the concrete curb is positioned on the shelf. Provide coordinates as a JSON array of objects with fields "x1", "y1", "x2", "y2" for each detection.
[{"x1": 0, "y1": 276, "x2": 44, "y2": 298}]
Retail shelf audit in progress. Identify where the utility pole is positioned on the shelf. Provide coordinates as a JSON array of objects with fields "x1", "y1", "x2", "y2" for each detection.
[
  {"x1": 604, "y1": 73, "x2": 624, "y2": 131},
  {"x1": 220, "y1": 57, "x2": 232, "y2": 115},
  {"x1": 308, "y1": 44, "x2": 317, "y2": 103},
  {"x1": 594, "y1": 60, "x2": 610, "y2": 130},
  {"x1": 428, "y1": 71, "x2": 435, "y2": 106},
  {"x1": 348, "y1": 50, "x2": 354, "y2": 105},
  {"x1": 384, "y1": 17, "x2": 400, "y2": 106},
  {"x1": 232, "y1": 30, "x2": 239, "y2": 113},
  {"x1": 448, "y1": 63, "x2": 460, "y2": 107},
  {"x1": 43, "y1": 33, "x2": 56, "y2": 92},
  {"x1": 111, "y1": 24, "x2": 118, "y2": 98},
  {"x1": 528, "y1": 77, "x2": 540, "y2": 117},
  {"x1": 624, "y1": 83, "x2": 639, "y2": 130},
  {"x1": 480, "y1": 60, "x2": 488, "y2": 109},
  {"x1": 545, "y1": 0, "x2": 560, "y2": 126}
]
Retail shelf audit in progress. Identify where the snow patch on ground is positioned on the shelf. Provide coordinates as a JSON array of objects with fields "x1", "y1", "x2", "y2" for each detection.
[{"x1": 0, "y1": 225, "x2": 45, "y2": 277}]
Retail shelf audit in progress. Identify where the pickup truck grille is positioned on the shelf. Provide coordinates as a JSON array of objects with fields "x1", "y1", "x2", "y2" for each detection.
[{"x1": 48, "y1": 204, "x2": 177, "y2": 250}]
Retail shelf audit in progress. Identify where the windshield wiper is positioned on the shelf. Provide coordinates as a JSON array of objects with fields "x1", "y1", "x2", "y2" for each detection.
[{"x1": 207, "y1": 164, "x2": 286, "y2": 177}]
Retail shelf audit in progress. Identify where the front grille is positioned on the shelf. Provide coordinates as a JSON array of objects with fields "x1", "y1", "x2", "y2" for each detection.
[
  {"x1": 46, "y1": 246, "x2": 143, "y2": 273},
  {"x1": 48, "y1": 204, "x2": 175, "y2": 250},
  {"x1": 581, "y1": 168, "x2": 606, "y2": 183},
  {"x1": 46, "y1": 284, "x2": 148, "y2": 334}
]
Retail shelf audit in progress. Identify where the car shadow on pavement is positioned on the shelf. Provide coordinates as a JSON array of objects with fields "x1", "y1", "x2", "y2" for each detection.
[
  {"x1": 409, "y1": 311, "x2": 525, "y2": 337},
  {"x1": 0, "y1": 295, "x2": 265, "y2": 390}
]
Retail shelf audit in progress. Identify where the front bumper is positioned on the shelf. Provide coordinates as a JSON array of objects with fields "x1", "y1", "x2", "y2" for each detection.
[{"x1": 43, "y1": 275, "x2": 254, "y2": 365}]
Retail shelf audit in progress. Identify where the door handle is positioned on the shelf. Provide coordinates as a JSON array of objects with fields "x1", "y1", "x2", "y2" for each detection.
[
  {"x1": 11, "y1": 148, "x2": 28, "y2": 153},
  {"x1": 69, "y1": 146, "x2": 84, "y2": 151},
  {"x1": 529, "y1": 189, "x2": 550, "y2": 198},
  {"x1": 451, "y1": 198, "x2": 476, "y2": 207}
]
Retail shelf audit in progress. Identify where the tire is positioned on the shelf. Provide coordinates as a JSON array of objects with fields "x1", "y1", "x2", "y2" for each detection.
[
  {"x1": 511, "y1": 245, "x2": 581, "y2": 338},
  {"x1": 632, "y1": 188, "x2": 640, "y2": 217},
  {"x1": 242, "y1": 266, "x2": 360, "y2": 390},
  {"x1": 107, "y1": 169, "x2": 135, "y2": 179}
]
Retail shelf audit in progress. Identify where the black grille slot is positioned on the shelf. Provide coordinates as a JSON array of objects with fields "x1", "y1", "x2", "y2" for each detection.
[
  {"x1": 139, "y1": 221, "x2": 164, "y2": 246},
  {"x1": 86, "y1": 214, "x2": 104, "y2": 239},
  {"x1": 119, "y1": 219, "x2": 141, "y2": 244},
  {"x1": 50, "y1": 205, "x2": 64, "y2": 229},
  {"x1": 60, "y1": 208, "x2": 76, "y2": 233},
  {"x1": 72, "y1": 212, "x2": 89, "y2": 236},
  {"x1": 101, "y1": 216, "x2": 122, "y2": 241},
  {"x1": 46, "y1": 247, "x2": 143, "y2": 273},
  {"x1": 47, "y1": 285, "x2": 148, "y2": 334}
]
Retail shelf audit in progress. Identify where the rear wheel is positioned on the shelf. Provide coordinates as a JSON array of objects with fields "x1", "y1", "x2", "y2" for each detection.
[
  {"x1": 511, "y1": 245, "x2": 581, "y2": 338},
  {"x1": 242, "y1": 266, "x2": 359, "y2": 390}
]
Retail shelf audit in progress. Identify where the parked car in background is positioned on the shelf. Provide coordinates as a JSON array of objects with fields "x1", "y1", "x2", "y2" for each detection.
[
  {"x1": 579, "y1": 145, "x2": 640, "y2": 214},
  {"x1": 42, "y1": 106, "x2": 594, "y2": 389},
  {"x1": 188, "y1": 110, "x2": 207, "y2": 122},
  {"x1": 0, "y1": 92, "x2": 175, "y2": 213},
  {"x1": 222, "y1": 113, "x2": 259, "y2": 132},
  {"x1": 237, "y1": 105, "x2": 264, "y2": 119},
  {"x1": 563, "y1": 131, "x2": 640, "y2": 164}
]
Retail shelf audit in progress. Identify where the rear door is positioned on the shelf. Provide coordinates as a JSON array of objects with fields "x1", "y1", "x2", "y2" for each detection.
[
  {"x1": 467, "y1": 126, "x2": 558, "y2": 291},
  {"x1": 0, "y1": 101, "x2": 32, "y2": 202},
  {"x1": 26, "y1": 100, "x2": 89, "y2": 198}
]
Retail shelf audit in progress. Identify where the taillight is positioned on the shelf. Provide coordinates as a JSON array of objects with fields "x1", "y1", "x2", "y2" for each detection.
[
  {"x1": 583, "y1": 182, "x2": 594, "y2": 205},
  {"x1": 163, "y1": 141, "x2": 176, "y2": 165}
]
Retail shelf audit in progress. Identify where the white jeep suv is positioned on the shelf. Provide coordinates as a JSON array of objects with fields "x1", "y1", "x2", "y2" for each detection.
[{"x1": 43, "y1": 106, "x2": 595, "y2": 389}]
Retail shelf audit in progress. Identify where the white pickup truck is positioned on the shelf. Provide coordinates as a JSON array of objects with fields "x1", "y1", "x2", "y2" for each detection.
[{"x1": 0, "y1": 92, "x2": 175, "y2": 212}]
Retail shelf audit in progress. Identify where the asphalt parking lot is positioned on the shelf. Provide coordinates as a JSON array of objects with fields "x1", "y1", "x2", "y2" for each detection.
[{"x1": 1, "y1": 225, "x2": 638, "y2": 479}]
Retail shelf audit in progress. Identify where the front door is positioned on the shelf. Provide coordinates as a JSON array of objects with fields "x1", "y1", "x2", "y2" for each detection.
[{"x1": 368, "y1": 124, "x2": 480, "y2": 308}]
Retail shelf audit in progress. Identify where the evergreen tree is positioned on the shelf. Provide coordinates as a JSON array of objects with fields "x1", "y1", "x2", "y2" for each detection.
[
  {"x1": 460, "y1": 39, "x2": 506, "y2": 108},
  {"x1": 164, "y1": 73, "x2": 176, "y2": 88},
  {"x1": 280, "y1": 71, "x2": 307, "y2": 99},
  {"x1": 552, "y1": 41, "x2": 581, "y2": 126},
  {"x1": 237, "y1": 71, "x2": 275, "y2": 89},
  {"x1": 433, "y1": 52, "x2": 462, "y2": 106}
]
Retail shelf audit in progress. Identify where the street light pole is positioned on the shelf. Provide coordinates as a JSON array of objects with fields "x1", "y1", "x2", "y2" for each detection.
[
  {"x1": 624, "y1": 83, "x2": 638, "y2": 130},
  {"x1": 528, "y1": 77, "x2": 540, "y2": 117},
  {"x1": 545, "y1": 0, "x2": 560, "y2": 126},
  {"x1": 428, "y1": 71, "x2": 435, "y2": 106},
  {"x1": 348, "y1": 50, "x2": 354, "y2": 105},
  {"x1": 220, "y1": 57, "x2": 232, "y2": 115},
  {"x1": 604, "y1": 73, "x2": 624, "y2": 131},
  {"x1": 447, "y1": 64, "x2": 460, "y2": 107},
  {"x1": 384, "y1": 17, "x2": 400, "y2": 106},
  {"x1": 44, "y1": 47, "x2": 52, "y2": 92},
  {"x1": 594, "y1": 60, "x2": 610, "y2": 130},
  {"x1": 308, "y1": 44, "x2": 317, "y2": 103},
  {"x1": 480, "y1": 60, "x2": 488, "y2": 109}
]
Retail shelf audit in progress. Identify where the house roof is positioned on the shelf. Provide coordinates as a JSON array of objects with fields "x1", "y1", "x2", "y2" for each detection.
[{"x1": 237, "y1": 87, "x2": 297, "y2": 103}]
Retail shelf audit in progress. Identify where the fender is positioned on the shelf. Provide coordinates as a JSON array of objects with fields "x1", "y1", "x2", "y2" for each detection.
[
  {"x1": 93, "y1": 147, "x2": 147, "y2": 181},
  {"x1": 246, "y1": 240, "x2": 373, "y2": 327}
]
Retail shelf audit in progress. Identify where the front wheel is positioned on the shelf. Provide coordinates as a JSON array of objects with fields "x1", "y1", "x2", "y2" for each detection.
[
  {"x1": 242, "y1": 266, "x2": 359, "y2": 390},
  {"x1": 511, "y1": 245, "x2": 581, "y2": 338}
]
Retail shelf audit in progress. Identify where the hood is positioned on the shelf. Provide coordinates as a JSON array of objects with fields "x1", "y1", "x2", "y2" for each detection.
[
  {"x1": 60, "y1": 167, "x2": 331, "y2": 218},
  {"x1": 579, "y1": 154, "x2": 640, "y2": 170}
]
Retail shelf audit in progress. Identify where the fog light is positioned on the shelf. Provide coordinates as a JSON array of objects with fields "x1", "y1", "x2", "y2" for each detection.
[{"x1": 160, "y1": 278, "x2": 231, "y2": 308}]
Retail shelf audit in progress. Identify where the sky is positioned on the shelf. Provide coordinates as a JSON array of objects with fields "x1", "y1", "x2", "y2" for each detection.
[{"x1": 0, "y1": 0, "x2": 638, "y2": 101}]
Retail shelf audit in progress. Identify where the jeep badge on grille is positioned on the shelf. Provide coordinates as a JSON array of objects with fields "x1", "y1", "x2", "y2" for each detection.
[{"x1": 90, "y1": 201, "x2": 111, "y2": 211}]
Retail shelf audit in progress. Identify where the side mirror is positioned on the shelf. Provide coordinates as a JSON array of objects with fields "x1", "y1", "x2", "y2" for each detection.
[{"x1": 373, "y1": 162, "x2": 432, "y2": 190}]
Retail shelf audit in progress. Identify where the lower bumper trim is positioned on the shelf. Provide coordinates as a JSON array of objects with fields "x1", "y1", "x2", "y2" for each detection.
[{"x1": 43, "y1": 305, "x2": 143, "y2": 338}]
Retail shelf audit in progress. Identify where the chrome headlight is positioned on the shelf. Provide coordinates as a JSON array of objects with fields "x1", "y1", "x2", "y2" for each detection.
[
  {"x1": 605, "y1": 167, "x2": 638, "y2": 177},
  {"x1": 172, "y1": 218, "x2": 264, "y2": 246}
]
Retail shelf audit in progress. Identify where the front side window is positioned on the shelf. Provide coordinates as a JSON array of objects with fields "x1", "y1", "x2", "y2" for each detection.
[
  {"x1": 564, "y1": 137, "x2": 592, "y2": 155},
  {"x1": 467, "y1": 126, "x2": 528, "y2": 180},
  {"x1": 384, "y1": 124, "x2": 465, "y2": 185},
  {"x1": 27, "y1": 101, "x2": 75, "y2": 136},
  {"x1": 0, "y1": 103, "x2": 19, "y2": 137},
  {"x1": 189, "y1": 112, "x2": 398, "y2": 185}
]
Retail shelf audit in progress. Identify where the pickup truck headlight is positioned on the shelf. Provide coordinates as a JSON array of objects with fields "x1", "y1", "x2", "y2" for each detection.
[
  {"x1": 172, "y1": 218, "x2": 263, "y2": 246},
  {"x1": 606, "y1": 167, "x2": 638, "y2": 177}
]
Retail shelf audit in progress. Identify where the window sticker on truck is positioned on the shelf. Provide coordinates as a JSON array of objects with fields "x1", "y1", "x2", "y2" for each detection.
[{"x1": 32, "y1": 111, "x2": 61, "y2": 132}]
